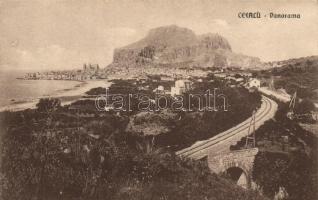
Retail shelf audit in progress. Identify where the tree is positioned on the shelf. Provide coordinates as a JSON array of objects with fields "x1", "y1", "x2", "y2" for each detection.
[
  {"x1": 36, "y1": 98, "x2": 61, "y2": 113},
  {"x1": 253, "y1": 152, "x2": 289, "y2": 198},
  {"x1": 294, "y1": 98, "x2": 315, "y2": 115}
]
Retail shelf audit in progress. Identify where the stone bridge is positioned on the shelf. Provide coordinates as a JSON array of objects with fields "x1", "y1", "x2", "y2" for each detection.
[{"x1": 207, "y1": 148, "x2": 259, "y2": 189}]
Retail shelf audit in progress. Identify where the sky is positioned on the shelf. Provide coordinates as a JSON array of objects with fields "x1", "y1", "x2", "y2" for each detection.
[{"x1": 0, "y1": 0, "x2": 317, "y2": 71}]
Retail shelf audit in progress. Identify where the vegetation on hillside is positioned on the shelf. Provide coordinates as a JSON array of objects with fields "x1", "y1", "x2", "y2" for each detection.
[
  {"x1": 255, "y1": 56, "x2": 318, "y2": 101},
  {"x1": 0, "y1": 98, "x2": 266, "y2": 200},
  {"x1": 253, "y1": 151, "x2": 317, "y2": 200},
  {"x1": 156, "y1": 82, "x2": 261, "y2": 150},
  {"x1": 84, "y1": 77, "x2": 261, "y2": 150},
  {"x1": 231, "y1": 102, "x2": 318, "y2": 200}
]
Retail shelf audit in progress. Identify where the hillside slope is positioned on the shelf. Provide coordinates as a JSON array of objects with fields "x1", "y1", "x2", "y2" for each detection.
[
  {"x1": 0, "y1": 107, "x2": 268, "y2": 200},
  {"x1": 257, "y1": 56, "x2": 318, "y2": 102}
]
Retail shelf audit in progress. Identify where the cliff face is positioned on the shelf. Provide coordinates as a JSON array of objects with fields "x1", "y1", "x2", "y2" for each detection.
[{"x1": 112, "y1": 25, "x2": 262, "y2": 69}]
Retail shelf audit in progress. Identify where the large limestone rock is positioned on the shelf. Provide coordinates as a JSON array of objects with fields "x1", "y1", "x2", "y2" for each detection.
[{"x1": 111, "y1": 25, "x2": 263, "y2": 69}]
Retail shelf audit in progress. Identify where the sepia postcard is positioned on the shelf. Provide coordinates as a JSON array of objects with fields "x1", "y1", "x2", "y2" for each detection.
[{"x1": 0, "y1": 0, "x2": 317, "y2": 199}]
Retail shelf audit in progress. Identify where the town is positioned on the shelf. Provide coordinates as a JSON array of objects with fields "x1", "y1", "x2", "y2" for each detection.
[{"x1": 23, "y1": 63, "x2": 107, "y2": 80}]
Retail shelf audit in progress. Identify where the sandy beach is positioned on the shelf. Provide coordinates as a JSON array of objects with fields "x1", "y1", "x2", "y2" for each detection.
[{"x1": 0, "y1": 80, "x2": 111, "y2": 112}]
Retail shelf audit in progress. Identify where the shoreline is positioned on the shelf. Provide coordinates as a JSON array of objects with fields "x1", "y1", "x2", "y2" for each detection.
[{"x1": 0, "y1": 79, "x2": 111, "y2": 112}]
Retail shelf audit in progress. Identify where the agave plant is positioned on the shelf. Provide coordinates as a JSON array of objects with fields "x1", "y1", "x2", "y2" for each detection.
[{"x1": 135, "y1": 137, "x2": 164, "y2": 156}]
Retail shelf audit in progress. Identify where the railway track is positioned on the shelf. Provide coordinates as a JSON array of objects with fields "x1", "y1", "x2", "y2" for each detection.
[{"x1": 176, "y1": 96, "x2": 278, "y2": 160}]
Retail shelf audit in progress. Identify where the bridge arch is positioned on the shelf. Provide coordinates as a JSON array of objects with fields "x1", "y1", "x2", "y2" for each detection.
[
  {"x1": 207, "y1": 148, "x2": 259, "y2": 189},
  {"x1": 222, "y1": 165, "x2": 250, "y2": 189}
]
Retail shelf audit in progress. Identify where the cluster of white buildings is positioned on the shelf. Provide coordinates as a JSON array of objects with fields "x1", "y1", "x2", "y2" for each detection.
[
  {"x1": 24, "y1": 63, "x2": 107, "y2": 80},
  {"x1": 213, "y1": 71, "x2": 261, "y2": 88},
  {"x1": 152, "y1": 74, "x2": 260, "y2": 97},
  {"x1": 106, "y1": 65, "x2": 209, "y2": 80},
  {"x1": 170, "y1": 80, "x2": 193, "y2": 96},
  {"x1": 152, "y1": 79, "x2": 193, "y2": 96}
]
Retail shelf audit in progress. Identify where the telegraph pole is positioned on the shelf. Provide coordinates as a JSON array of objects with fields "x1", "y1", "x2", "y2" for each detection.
[{"x1": 245, "y1": 110, "x2": 256, "y2": 149}]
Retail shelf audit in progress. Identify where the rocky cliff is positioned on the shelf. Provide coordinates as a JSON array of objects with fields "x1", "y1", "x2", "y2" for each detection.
[{"x1": 111, "y1": 25, "x2": 262, "y2": 69}]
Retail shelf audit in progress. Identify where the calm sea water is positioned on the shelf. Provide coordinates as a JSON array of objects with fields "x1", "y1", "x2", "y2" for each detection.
[{"x1": 0, "y1": 70, "x2": 82, "y2": 108}]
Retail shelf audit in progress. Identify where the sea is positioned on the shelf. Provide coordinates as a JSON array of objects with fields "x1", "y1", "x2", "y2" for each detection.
[{"x1": 0, "y1": 70, "x2": 83, "y2": 109}]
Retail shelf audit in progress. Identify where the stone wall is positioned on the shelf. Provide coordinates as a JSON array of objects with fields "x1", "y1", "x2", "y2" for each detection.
[{"x1": 207, "y1": 148, "x2": 259, "y2": 189}]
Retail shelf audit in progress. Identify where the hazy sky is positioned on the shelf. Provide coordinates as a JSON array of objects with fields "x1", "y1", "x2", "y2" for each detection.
[{"x1": 0, "y1": 0, "x2": 317, "y2": 70}]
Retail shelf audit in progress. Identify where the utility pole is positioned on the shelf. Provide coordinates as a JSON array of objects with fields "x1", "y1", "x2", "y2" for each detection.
[
  {"x1": 245, "y1": 110, "x2": 256, "y2": 149},
  {"x1": 289, "y1": 92, "x2": 297, "y2": 111},
  {"x1": 287, "y1": 92, "x2": 297, "y2": 120},
  {"x1": 269, "y1": 76, "x2": 275, "y2": 91}
]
